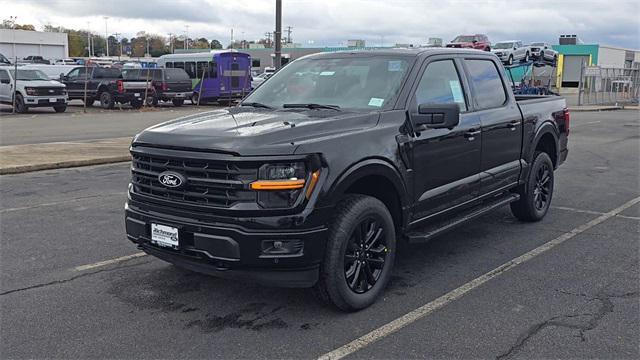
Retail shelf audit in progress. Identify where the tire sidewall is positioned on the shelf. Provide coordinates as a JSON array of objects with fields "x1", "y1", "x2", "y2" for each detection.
[
  {"x1": 100, "y1": 92, "x2": 113, "y2": 109},
  {"x1": 324, "y1": 196, "x2": 396, "y2": 310},
  {"x1": 15, "y1": 93, "x2": 27, "y2": 113},
  {"x1": 526, "y1": 152, "x2": 554, "y2": 219}
]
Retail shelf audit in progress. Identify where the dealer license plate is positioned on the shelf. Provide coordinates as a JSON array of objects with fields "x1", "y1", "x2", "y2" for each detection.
[
  {"x1": 49, "y1": 98, "x2": 57, "y2": 103},
  {"x1": 134, "y1": 93, "x2": 140, "y2": 97},
  {"x1": 151, "y1": 223, "x2": 179, "y2": 248}
]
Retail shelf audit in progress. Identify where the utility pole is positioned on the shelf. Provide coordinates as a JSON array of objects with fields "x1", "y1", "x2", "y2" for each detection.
[
  {"x1": 104, "y1": 16, "x2": 109, "y2": 57},
  {"x1": 113, "y1": 32, "x2": 121, "y2": 59},
  {"x1": 146, "y1": 36, "x2": 150, "y2": 57},
  {"x1": 285, "y1": 26, "x2": 292, "y2": 44},
  {"x1": 185, "y1": 25, "x2": 189, "y2": 49},
  {"x1": 86, "y1": 22, "x2": 91, "y2": 57},
  {"x1": 230, "y1": 28, "x2": 234, "y2": 49},
  {"x1": 168, "y1": 33, "x2": 174, "y2": 53},
  {"x1": 264, "y1": 32, "x2": 272, "y2": 48},
  {"x1": 274, "y1": 0, "x2": 282, "y2": 69}
]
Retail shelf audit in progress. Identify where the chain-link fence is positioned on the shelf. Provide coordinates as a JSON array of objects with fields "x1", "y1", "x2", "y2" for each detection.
[{"x1": 578, "y1": 63, "x2": 639, "y2": 106}]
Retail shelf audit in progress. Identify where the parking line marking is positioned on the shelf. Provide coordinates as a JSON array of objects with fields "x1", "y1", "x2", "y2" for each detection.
[
  {"x1": 318, "y1": 195, "x2": 640, "y2": 360},
  {"x1": 552, "y1": 206, "x2": 639, "y2": 221},
  {"x1": 74, "y1": 252, "x2": 147, "y2": 272}
]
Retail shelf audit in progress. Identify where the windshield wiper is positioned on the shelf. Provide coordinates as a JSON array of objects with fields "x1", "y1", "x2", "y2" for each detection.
[
  {"x1": 283, "y1": 103, "x2": 341, "y2": 111},
  {"x1": 240, "y1": 102, "x2": 274, "y2": 109}
]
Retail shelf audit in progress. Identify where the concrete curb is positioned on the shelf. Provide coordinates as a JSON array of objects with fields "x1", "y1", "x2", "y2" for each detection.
[
  {"x1": 0, "y1": 155, "x2": 131, "y2": 175},
  {"x1": 567, "y1": 105, "x2": 623, "y2": 112}
]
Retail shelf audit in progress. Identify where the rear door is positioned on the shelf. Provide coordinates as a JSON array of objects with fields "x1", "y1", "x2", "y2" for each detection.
[
  {"x1": 409, "y1": 56, "x2": 482, "y2": 221},
  {"x1": 463, "y1": 57, "x2": 523, "y2": 196}
]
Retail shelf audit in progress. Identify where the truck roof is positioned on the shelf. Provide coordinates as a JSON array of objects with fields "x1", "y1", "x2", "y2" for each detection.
[{"x1": 308, "y1": 47, "x2": 493, "y2": 58}]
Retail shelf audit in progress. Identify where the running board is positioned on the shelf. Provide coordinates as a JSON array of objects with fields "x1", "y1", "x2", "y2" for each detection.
[{"x1": 406, "y1": 193, "x2": 520, "y2": 244}]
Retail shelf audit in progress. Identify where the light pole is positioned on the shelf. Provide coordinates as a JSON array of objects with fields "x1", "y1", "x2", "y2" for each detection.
[
  {"x1": 103, "y1": 16, "x2": 109, "y2": 57},
  {"x1": 86, "y1": 22, "x2": 92, "y2": 57},
  {"x1": 168, "y1": 33, "x2": 174, "y2": 53},
  {"x1": 185, "y1": 25, "x2": 190, "y2": 50}
]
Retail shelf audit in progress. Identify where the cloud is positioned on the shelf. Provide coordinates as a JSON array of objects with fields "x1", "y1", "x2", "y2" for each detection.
[{"x1": 3, "y1": 0, "x2": 639, "y2": 48}]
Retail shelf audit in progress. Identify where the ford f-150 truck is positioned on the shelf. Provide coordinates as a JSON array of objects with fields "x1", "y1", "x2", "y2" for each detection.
[
  {"x1": 0, "y1": 67, "x2": 67, "y2": 113},
  {"x1": 125, "y1": 49, "x2": 569, "y2": 311}
]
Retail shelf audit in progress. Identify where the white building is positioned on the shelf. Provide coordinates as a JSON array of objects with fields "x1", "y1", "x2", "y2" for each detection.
[{"x1": 0, "y1": 29, "x2": 69, "y2": 61}]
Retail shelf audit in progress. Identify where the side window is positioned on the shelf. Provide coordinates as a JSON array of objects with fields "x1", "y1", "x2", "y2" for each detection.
[
  {"x1": 0, "y1": 70, "x2": 8, "y2": 81},
  {"x1": 196, "y1": 61, "x2": 208, "y2": 79},
  {"x1": 173, "y1": 62, "x2": 184, "y2": 70},
  {"x1": 166, "y1": 62, "x2": 173, "y2": 68},
  {"x1": 465, "y1": 59, "x2": 507, "y2": 110},
  {"x1": 67, "y1": 68, "x2": 80, "y2": 78},
  {"x1": 185, "y1": 62, "x2": 196, "y2": 78},
  {"x1": 251, "y1": 59, "x2": 261, "y2": 68},
  {"x1": 209, "y1": 61, "x2": 217, "y2": 78},
  {"x1": 414, "y1": 60, "x2": 467, "y2": 112}
]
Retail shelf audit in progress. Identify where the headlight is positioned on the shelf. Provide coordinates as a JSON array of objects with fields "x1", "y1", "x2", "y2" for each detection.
[
  {"x1": 25, "y1": 87, "x2": 37, "y2": 96},
  {"x1": 251, "y1": 163, "x2": 307, "y2": 208}
]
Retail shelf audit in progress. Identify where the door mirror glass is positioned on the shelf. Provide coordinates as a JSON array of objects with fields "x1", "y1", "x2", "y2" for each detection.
[{"x1": 414, "y1": 103, "x2": 460, "y2": 130}]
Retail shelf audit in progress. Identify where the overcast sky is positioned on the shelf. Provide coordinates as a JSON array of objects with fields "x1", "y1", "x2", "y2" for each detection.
[{"x1": 3, "y1": 0, "x2": 639, "y2": 48}]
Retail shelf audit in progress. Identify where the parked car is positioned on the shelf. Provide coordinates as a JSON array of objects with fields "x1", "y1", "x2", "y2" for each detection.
[
  {"x1": 124, "y1": 48, "x2": 569, "y2": 311},
  {"x1": 61, "y1": 66, "x2": 153, "y2": 109},
  {"x1": 0, "y1": 53, "x2": 10, "y2": 65},
  {"x1": 22, "y1": 55, "x2": 50, "y2": 64},
  {"x1": 20, "y1": 64, "x2": 79, "y2": 80},
  {"x1": 251, "y1": 72, "x2": 272, "y2": 89},
  {"x1": 491, "y1": 40, "x2": 531, "y2": 65},
  {"x1": 0, "y1": 68, "x2": 67, "y2": 113},
  {"x1": 122, "y1": 68, "x2": 193, "y2": 107},
  {"x1": 529, "y1": 42, "x2": 558, "y2": 64},
  {"x1": 54, "y1": 58, "x2": 77, "y2": 65},
  {"x1": 445, "y1": 34, "x2": 491, "y2": 51}
]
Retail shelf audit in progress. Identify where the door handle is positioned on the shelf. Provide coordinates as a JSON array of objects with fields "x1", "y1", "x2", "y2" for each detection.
[
  {"x1": 507, "y1": 120, "x2": 519, "y2": 130},
  {"x1": 464, "y1": 129, "x2": 481, "y2": 140}
]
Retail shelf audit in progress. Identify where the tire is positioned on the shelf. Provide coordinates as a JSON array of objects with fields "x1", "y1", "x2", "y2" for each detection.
[
  {"x1": 130, "y1": 99, "x2": 143, "y2": 109},
  {"x1": 485, "y1": 47, "x2": 491, "y2": 52},
  {"x1": 507, "y1": 55, "x2": 514, "y2": 65},
  {"x1": 191, "y1": 93, "x2": 199, "y2": 105},
  {"x1": 82, "y1": 97, "x2": 95, "y2": 106},
  {"x1": 312, "y1": 195, "x2": 396, "y2": 311},
  {"x1": 99, "y1": 91, "x2": 115, "y2": 109},
  {"x1": 523, "y1": 52, "x2": 529, "y2": 62},
  {"x1": 53, "y1": 105, "x2": 67, "y2": 113},
  {"x1": 145, "y1": 95, "x2": 158, "y2": 107},
  {"x1": 172, "y1": 98, "x2": 184, "y2": 107},
  {"x1": 510, "y1": 151, "x2": 554, "y2": 222},
  {"x1": 14, "y1": 93, "x2": 28, "y2": 113}
]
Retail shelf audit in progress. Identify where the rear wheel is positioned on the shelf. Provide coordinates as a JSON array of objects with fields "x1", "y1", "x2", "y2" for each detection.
[
  {"x1": 313, "y1": 195, "x2": 396, "y2": 311},
  {"x1": 82, "y1": 97, "x2": 95, "y2": 106},
  {"x1": 53, "y1": 105, "x2": 67, "y2": 113},
  {"x1": 510, "y1": 151, "x2": 554, "y2": 221},
  {"x1": 523, "y1": 52, "x2": 530, "y2": 62},
  {"x1": 130, "y1": 99, "x2": 143, "y2": 109},
  {"x1": 99, "y1": 91, "x2": 115, "y2": 109},
  {"x1": 172, "y1": 98, "x2": 184, "y2": 107},
  {"x1": 14, "y1": 93, "x2": 28, "y2": 113},
  {"x1": 191, "y1": 93, "x2": 200, "y2": 105},
  {"x1": 507, "y1": 55, "x2": 514, "y2": 65}
]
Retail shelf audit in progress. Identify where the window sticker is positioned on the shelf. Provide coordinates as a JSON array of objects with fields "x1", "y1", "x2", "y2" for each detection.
[
  {"x1": 388, "y1": 61, "x2": 402, "y2": 72},
  {"x1": 319, "y1": 71, "x2": 335, "y2": 76},
  {"x1": 449, "y1": 80, "x2": 464, "y2": 103},
  {"x1": 368, "y1": 97, "x2": 385, "y2": 107}
]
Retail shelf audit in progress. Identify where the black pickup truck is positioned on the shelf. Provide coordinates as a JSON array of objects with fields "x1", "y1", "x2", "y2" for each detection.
[
  {"x1": 125, "y1": 49, "x2": 568, "y2": 311},
  {"x1": 61, "y1": 66, "x2": 152, "y2": 109}
]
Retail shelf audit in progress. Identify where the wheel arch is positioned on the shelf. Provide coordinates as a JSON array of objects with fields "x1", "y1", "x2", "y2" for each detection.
[
  {"x1": 530, "y1": 123, "x2": 559, "y2": 168},
  {"x1": 327, "y1": 158, "x2": 410, "y2": 232}
]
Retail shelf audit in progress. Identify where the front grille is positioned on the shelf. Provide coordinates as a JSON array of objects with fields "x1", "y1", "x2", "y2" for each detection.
[
  {"x1": 34, "y1": 87, "x2": 65, "y2": 96},
  {"x1": 131, "y1": 152, "x2": 259, "y2": 208}
]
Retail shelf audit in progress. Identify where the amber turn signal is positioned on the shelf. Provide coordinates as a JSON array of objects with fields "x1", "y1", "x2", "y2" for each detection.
[
  {"x1": 250, "y1": 179, "x2": 306, "y2": 190},
  {"x1": 305, "y1": 170, "x2": 321, "y2": 199}
]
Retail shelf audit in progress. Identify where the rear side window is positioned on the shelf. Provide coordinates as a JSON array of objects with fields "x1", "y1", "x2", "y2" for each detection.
[
  {"x1": 414, "y1": 60, "x2": 467, "y2": 112},
  {"x1": 465, "y1": 59, "x2": 507, "y2": 110},
  {"x1": 164, "y1": 68, "x2": 189, "y2": 80},
  {"x1": 0, "y1": 70, "x2": 9, "y2": 81}
]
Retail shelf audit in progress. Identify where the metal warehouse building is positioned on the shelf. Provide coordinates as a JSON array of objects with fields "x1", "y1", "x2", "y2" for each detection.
[
  {"x1": 0, "y1": 29, "x2": 69, "y2": 61},
  {"x1": 552, "y1": 35, "x2": 640, "y2": 89}
]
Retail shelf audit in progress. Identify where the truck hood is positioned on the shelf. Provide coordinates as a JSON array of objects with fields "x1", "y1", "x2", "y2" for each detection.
[
  {"x1": 19, "y1": 79, "x2": 65, "y2": 87},
  {"x1": 133, "y1": 107, "x2": 379, "y2": 156}
]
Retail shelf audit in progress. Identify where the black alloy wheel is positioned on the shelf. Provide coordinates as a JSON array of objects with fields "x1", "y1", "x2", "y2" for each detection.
[
  {"x1": 344, "y1": 217, "x2": 388, "y2": 294},
  {"x1": 533, "y1": 162, "x2": 551, "y2": 211}
]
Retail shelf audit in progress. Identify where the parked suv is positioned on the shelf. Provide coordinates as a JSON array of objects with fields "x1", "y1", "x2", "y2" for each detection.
[
  {"x1": 0, "y1": 67, "x2": 67, "y2": 113},
  {"x1": 122, "y1": 68, "x2": 193, "y2": 107},
  {"x1": 446, "y1": 34, "x2": 491, "y2": 51},
  {"x1": 491, "y1": 41, "x2": 531, "y2": 65},
  {"x1": 125, "y1": 49, "x2": 569, "y2": 311},
  {"x1": 529, "y1": 42, "x2": 558, "y2": 64},
  {"x1": 23, "y1": 55, "x2": 50, "y2": 64}
]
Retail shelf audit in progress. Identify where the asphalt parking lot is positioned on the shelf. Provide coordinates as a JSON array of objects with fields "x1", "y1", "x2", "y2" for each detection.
[{"x1": 0, "y1": 110, "x2": 638, "y2": 359}]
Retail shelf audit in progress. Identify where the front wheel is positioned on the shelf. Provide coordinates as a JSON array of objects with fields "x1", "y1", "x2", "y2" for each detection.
[
  {"x1": 507, "y1": 55, "x2": 514, "y2": 65},
  {"x1": 99, "y1": 92, "x2": 115, "y2": 109},
  {"x1": 14, "y1": 93, "x2": 28, "y2": 113},
  {"x1": 313, "y1": 195, "x2": 396, "y2": 311},
  {"x1": 130, "y1": 99, "x2": 143, "y2": 109},
  {"x1": 510, "y1": 151, "x2": 554, "y2": 221},
  {"x1": 523, "y1": 52, "x2": 530, "y2": 62}
]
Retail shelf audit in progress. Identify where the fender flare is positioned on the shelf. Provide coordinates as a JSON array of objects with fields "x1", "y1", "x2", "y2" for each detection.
[{"x1": 528, "y1": 121, "x2": 559, "y2": 165}]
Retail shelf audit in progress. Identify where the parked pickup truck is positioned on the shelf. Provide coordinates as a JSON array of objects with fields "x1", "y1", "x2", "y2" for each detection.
[
  {"x1": 0, "y1": 67, "x2": 67, "y2": 113},
  {"x1": 529, "y1": 42, "x2": 558, "y2": 64},
  {"x1": 125, "y1": 49, "x2": 569, "y2": 311},
  {"x1": 446, "y1": 34, "x2": 491, "y2": 51},
  {"x1": 61, "y1": 66, "x2": 153, "y2": 109},
  {"x1": 122, "y1": 68, "x2": 193, "y2": 107},
  {"x1": 491, "y1": 40, "x2": 531, "y2": 65}
]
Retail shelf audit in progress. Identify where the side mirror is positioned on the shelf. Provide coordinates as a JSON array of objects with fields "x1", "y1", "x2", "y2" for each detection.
[
  {"x1": 472, "y1": 40, "x2": 478, "y2": 44},
  {"x1": 59, "y1": 73, "x2": 66, "y2": 80},
  {"x1": 0, "y1": 79, "x2": 9, "y2": 84},
  {"x1": 413, "y1": 103, "x2": 460, "y2": 131}
]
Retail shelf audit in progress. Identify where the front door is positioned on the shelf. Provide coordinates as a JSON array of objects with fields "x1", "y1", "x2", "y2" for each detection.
[
  {"x1": 410, "y1": 58, "x2": 482, "y2": 222},
  {"x1": 463, "y1": 58, "x2": 523, "y2": 195},
  {"x1": 0, "y1": 69, "x2": 11, "y2": 103},
  {"x1": 65, "y1": 67, "x2": 88, "y2": 98}
]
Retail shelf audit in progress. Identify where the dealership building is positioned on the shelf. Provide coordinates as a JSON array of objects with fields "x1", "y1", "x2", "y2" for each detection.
[{"x1": 0, "y1": 29, "x2": 69, "y2": 61}]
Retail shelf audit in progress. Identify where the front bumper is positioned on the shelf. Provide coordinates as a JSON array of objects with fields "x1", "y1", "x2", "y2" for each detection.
[
  {"x1": 24, "y1": 95, "x2": 67, "y2": 107},
  {"x1": 125, "y1": 199, "x2": 331, "y2": 288}
]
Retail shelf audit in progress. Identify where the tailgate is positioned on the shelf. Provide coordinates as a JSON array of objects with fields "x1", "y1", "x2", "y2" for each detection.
[{"x1": 166, "y1": 80, "x2": 192, "y2": 93}]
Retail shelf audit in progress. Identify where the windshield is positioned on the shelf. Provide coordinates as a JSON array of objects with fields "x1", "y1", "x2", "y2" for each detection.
[
  {"x1": 453, "y1": 36, "x2": 475, "y2": 43},
  {"x1": 530, "y1": 42, "x2": 544, "y2": 46},
  {"x1": 10, "y1": 69, "x2": 50, "y2": 81},
  {"x1": 0, "y1": 53, "x2": 9, "y2": 64},
  {"x1": 242, "y1": 56, "x2": 411, "y2": 110},
  {"x1": 494, "y1": 42, "x2": 514, "y2": 49}
]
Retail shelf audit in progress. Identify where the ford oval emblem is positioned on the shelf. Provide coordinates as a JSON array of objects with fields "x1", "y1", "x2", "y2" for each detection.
[{"x1": 158, "y1": 171, "x2": 186, "y2": 189}]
